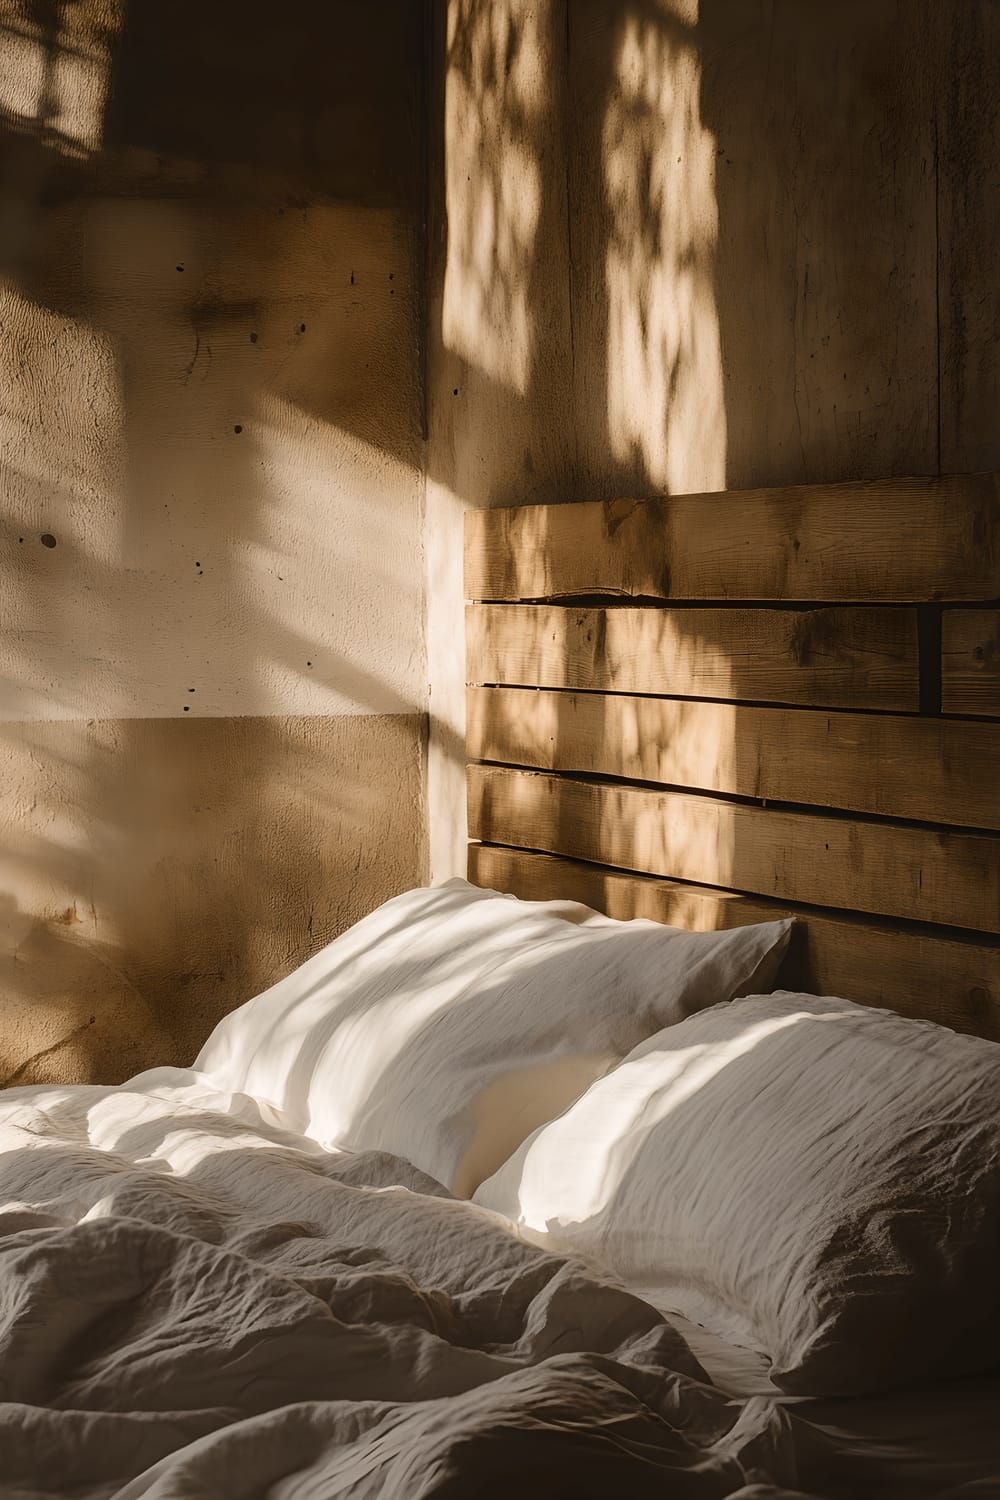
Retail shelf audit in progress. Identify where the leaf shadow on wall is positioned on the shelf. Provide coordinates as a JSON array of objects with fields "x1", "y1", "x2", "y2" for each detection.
[
  {"x1": 0, "y1": 0, "x2": 427, "y2": 1084},
  {"x1": 434, "y1": 0, "x2": 953, "y2": 947},
  {"x1": 428, "y1": 0, "x2": 742, "y2": 894}
]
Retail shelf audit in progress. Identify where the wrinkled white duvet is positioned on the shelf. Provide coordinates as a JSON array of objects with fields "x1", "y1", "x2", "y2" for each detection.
[{"x1": 0, "y1": 1071, "x2": 827, "y2": 1499}]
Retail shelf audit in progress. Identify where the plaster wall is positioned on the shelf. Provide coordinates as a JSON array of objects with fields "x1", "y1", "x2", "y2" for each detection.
[
  {"x1": 426, "y1": 0, "x2": 1000, "y2": 881},
  {"x1": 0, "y1": 0, "x2": 428, "y2": 1082}
]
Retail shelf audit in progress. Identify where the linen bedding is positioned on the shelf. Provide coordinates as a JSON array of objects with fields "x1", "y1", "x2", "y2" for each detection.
[
  {"x1": 669, "y1": 1315, "x2": 1000, "y2": 1500},
  {"x1": 0, "y1": 1069, "x2": 823, "y2": 1500},
  {"x1": 191, "y1": 879, "x2": 793, "y2": 1196},
  {"x1": 1, "y1": 1073, "x2": 995, "y2": 1499},
  {"x1": 475, "y1": 992, "x2": 1000, "y2": 1398}
]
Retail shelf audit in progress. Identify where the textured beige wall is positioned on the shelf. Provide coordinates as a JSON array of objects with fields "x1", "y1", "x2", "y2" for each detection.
[
  {"x1": 0, "y1": 1, "x2": 428, "y2": 1082},
  {"x1": 7, "y1": 2, "x2": 998, "y2": 1078},
  {"x1": 426, "y1": 0, "x2": 1000, "y2": 881},
  {"x1": 0, "y1": 715, "x2": 425, "y2": 1084},
  {"x1": 2, "y1": 199, "x2": 424, "y2": 722}
]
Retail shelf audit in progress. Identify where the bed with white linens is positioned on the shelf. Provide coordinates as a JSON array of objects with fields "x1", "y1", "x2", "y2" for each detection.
[{"x1": 3, "y1": 474, "x2": 1000, "y2": 1498}]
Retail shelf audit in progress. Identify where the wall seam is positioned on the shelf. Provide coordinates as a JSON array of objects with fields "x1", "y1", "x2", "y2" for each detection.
[
  {"x1": 418, "y1": 0, "x2": 434, "y2": 446},
  {"x1": 563, "y1": 1, "x2": 578, "y2": 417},
  {"x1": 934, "y1": 73, "x2": 943, "y2": 477}
]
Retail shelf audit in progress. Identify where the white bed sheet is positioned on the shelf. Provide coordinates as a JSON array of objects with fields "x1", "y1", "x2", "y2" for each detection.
[{"x1": 664, "y1": 1311, "x2": 1000, "y2": 1498}]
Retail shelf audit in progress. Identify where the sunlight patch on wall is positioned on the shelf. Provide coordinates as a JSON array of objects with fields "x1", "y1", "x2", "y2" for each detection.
[
  {"x1": 0, "y1": 284, "x2": 124, "y2": 515},
  {"x1": 603, "y1": 1, "x2": 726, "y2": 493},
  {"x1": 425, "y1": 475, "x2": 468, "y2": 884},
  {"x1": 0, "y1": 2, "x2": 123, "y2": 157},
  {"x1": 1, "y1": 196, "x2": 425, "y2": 724},
  {"x1": 606, "y1": 695, "x2": 737, "y2": 788},
  {"x1": 1, "y1": 402, "x2": 426, "y2": 722},
  {"x1": 248, "y1": 397, "x2": 425, "y2": 718},
  {"x1": 442, "y1": 0, "x2": 545, "y2": 395},
  {"x1": 1, "y1": 282, "x2": 125, "y2": 721},
  {"x1": 607, "y1": 781, "x2": 736, "y2": 893}
]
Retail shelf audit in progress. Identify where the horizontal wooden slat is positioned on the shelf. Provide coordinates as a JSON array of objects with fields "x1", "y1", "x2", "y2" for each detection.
[
  {"x1": 465, "y1": 473, "x2": 1000, "y2": 603},
  {"x1": 466, "y1": 603, "x2": 920, "y2": 711},
  {"x1": 467, "y1": 765, "x2": 1000, "y2": 934},
  {"x1": 467, "y1": 845, "x2": 1000, "y2": 1040},
  {"x1": 467, "y1": 688, "x2": 1000, "y2": 830},
  {"x1": 942, "y1": 609, "x2": 1000, "y2": 716}
]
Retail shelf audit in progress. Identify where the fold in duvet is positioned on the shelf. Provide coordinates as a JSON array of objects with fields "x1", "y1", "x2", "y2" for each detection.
[{"x1": 0, "y1": 1073, "x2": 898, "y2": 1497}]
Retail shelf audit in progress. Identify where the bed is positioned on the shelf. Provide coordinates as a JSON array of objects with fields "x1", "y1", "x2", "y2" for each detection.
[{"x1": 2, "y1": 472, "x2": 999, "y2": 1498}]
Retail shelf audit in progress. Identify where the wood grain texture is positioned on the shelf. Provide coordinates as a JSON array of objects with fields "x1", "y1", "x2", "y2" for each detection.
[
  {"x1": 467, "y1": 688, "x2": 1000, "y2": 830},
  {"x1": 467, "y1": 764, "x2": 1000, "y2": 934},
  {"x1": 939, "y1": 2, "x2": 1000, "y2": 474},
  {"x1": 467, "y1": 603, "x2": 920, "y2": 710},
  {"x1": 942, "y1": 610, "x2": 1000, "y2": 717},
  {"x1": 467, "y1": 844, "x2": 1000, "y2": 1040},
  {"x1": 464, "y1": 474, "x2": 1000, "y2": 604},
  {"x1": 565, "y1": 2, "x2": 939, "y2": 495},
  {"x1": 703, "y1": 0, "x2": 939, "y2": 489}
]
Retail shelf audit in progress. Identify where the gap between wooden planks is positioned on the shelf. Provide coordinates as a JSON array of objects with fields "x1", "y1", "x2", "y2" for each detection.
[
  {"x1": 467, "y1": 686, "x2": 1000, "y2": 830},
  {"x1": 467, "y1": 602, "x2": 920, "y2": 711},
  {"x1": 467, "y1": 764, "x2": 1000, "y2": 935}
]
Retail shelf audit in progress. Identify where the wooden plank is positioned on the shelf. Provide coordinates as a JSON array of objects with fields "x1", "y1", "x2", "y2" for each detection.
[
  {"x1": 467, "y1": 845, "x2": 1000, "y2": 1041},
  {"x1": 466, "y1": 603, "x2": 920, "y2": 712},
  {"x1": 939, "y1": 3, "x2": 1000, "y2": 475},
  {"x1": 565, "y1": 4, "x2": 939, "y2": 494},
  {"x1": 467, "y1": 688, "x2": 1000, "y2": 831},
  {"x1": 464, "y1": 474, "x2": 1000, "y2": 604},
  {"x1": 942, "y1": 610, "x2": 1000, "y2": 717},
  {"x1": 467, "y1": 765, "x2": 1000, "y2": 934}
]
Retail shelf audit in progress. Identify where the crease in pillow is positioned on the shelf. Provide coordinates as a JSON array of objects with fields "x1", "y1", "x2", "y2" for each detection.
[
  {"x1": 474, "y1": 991, "x2": 1000, "y2": 1395},
  {"x1": 194, "y1": 880, "x2": 794, "y2": 1197}
]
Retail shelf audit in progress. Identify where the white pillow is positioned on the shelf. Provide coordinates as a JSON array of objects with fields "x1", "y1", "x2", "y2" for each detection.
[
  {"x1": 194, "y1": 880, "x2": 792, "y2": 1196},
  {"x1": 474, "y1": 991, "x2": 1000, "y2": 1395}
]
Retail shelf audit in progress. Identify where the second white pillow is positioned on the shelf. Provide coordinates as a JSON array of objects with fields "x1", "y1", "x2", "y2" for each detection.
[{"x1": 474, "y1": 991, "x2": 1000, "y2": 1394}]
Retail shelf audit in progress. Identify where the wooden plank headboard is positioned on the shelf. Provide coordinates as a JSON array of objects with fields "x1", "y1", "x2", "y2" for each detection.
[{"x1": 464, "y1": 473, "x2": 1000, "y2": 1040}]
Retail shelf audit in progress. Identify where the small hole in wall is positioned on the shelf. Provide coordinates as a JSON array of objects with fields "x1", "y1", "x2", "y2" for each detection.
[
  {"x1": 299, "y1": 323, "x2": 306, "y2": 333},
  {"x1": 188, "y1": 687, "x2": 196, "y2": 693},
  {"x1": 183, "y1": 705, "x2": 190, "y2": 712},
  {"x1": 18, "y1": 536, "x2": 23, "y2": 543},
  {"x1": 234, "y1": 424, "x2": 243, "y2": 434},
  {"x1": 453, "y1": 388, "x2": 459, "y2": 396},
  {"x1": 306, "y1": 660, "x2": 313, "y2": 667},
  {"x1": 40, "y1": 533, "x2": 57, "y2": 548},
  {"x1": 176, "y1": 264, "x2": 184, "y2": 272},
  {"x1": 249, "y1": 331, "x2": 258, "y2": 344}
]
